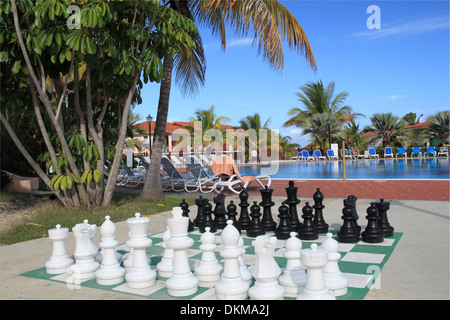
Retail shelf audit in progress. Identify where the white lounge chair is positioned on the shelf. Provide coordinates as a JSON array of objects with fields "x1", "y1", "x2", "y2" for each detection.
[
  {"x1": 384, "y1": 147, "x2": 394, "y2": 158},
  {"x1": 425, "y1": 147, "x2": 436, "y2": 157},
  {"x1": 302, "y1": 150, "x2": 315, "y2": 161},
  {"x1": 291, "y1": 152, "x2": 302, "y2": 160},
  {"x1": 368, "y1": 148, "x2": 379, "y2": 158},
  {"x1": 396, "y1": 147, "x2": 407, "y2": 158},
  {"x1": 326, "y1": 149, "x2": 338, "y2": 160},
  {"x1": 160, "y1": 156, "x2": 190, "y2": 192},
  {"x1": 411, "y1": 147, "x2": 422, "y2": 157},
  {"x1": 438, "y1": 146, "x2": 449, "y2": 157},
  {"x1": 184, "y1": 156, "x2": 218, "y2": 193},
  {"x1": 313, "y1": 150, "x2": 326, "y2": 160},
  {"x1": 116, "y1": 162, "x2": 146, "y2": 187},
  {"x1": 341, "y1": 149, "x2": 352, "y2": 159}
]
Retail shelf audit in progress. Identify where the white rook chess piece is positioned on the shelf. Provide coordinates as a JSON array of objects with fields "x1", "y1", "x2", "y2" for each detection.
[
  {"x1": 95, "y1": 216, "x2": 126, "y2": 285},
  {"x1": 215, "y1": 220, "x2": 249, "y2": 300},
  {"x1": 70, "y1": 220, "x2": 100, "y2": 280},
  {"x1": 195, "y1": 227, "x2": 223, "y2": 283},
  {"x1": 249, "y1": 234, "x2": 284, "y2": 300},
  {"x1": 166, "y1": 207, "x2": 199, "y2": 297},
  {"x1": 45, "y1": 224, "x2": 73, "y2": 274},
  {"x1": 297, "y1": 243, "x2": 335, "y2": 300},
  {"x1": 321, "y1": 233, "x2": 348, "y2": 296},
  {"x1": 156, "y1": 226, "x2": 173, "y2": 278},
  {"x1": 278, "y1": 232, "x2": 307, "y2": 297},
  {"x1": 125, "y1": 213, "x2": 157, "y2": 289}
]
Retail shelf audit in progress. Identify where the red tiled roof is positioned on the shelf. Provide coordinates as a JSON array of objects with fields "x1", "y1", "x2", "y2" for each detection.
[
  {"x1": 401, "y1": 120, "x2": 432, "y2": 130},
  {"x1": 132, "y1": 121, "x2": 237, "y2": 134}
]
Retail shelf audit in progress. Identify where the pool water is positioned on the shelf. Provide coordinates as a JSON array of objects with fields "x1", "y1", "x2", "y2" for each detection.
[{"x1": 238, "y1": 158, "x2": 450, "y2": 180}]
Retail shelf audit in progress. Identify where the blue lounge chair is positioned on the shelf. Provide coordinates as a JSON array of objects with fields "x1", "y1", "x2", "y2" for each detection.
[
  {"x1": 341, "y1": 149, "x2": 352, "y2": 159},
  {"x1": 384, "y1": 147, "x2": 393, "y2": 158},
  {"x1": 438, "y1": 146, "x2": 449, "y2": 157},
  {"x1": 291, "y1": 152, "x2": 302, "y2": 160},
  {"x1": 313, "y1": 150, "x2": 326, "y2": 160},
  {"x1": 396, "y1": 147, "x2": 407, "y2": 158},
  {"x1": 327, "y1": 149, "x2": 338, "y2": 160},
  {"x1": 368, "y1": 148, "x2": 379, "y2": 158},
  {"x1": 425, "y1": 147, "x2": 436, "y2": 157},
  {"x1": 302, "y1": 150, "x2": 315, "y2": 161},
  {"x1": 411, "y1": 147, "x2": 422, "y2": 157},
  {"x1": 116, "y1": 162, "x2": 146, "y2": 187}
]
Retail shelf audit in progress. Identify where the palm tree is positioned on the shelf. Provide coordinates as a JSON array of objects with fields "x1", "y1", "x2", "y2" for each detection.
[
  {"x1": 424, "y1": 111, "x2": 450, "y2": 144},
  {"x1": 142, "y1": 0, "x2": 316, "y2": 200},
  {"x1": 401, "y1": 112, "x2": 423, "y2": 125},
  {"x1": 364, "y1": 112, "x2": 406, "y2": 147},
  {"x1": 302, "y1": 113, "x2": 341, "y2": 154}
]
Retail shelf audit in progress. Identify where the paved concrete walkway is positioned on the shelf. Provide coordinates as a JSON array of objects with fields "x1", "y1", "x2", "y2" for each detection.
[{"x1": 1, "y1": 195, "x2": 449, "y2": 300}]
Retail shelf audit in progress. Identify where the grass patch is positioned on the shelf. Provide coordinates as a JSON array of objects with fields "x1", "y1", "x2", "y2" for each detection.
[{"x1": 0, "y1": 192, "x2": 194, "y2": 245}]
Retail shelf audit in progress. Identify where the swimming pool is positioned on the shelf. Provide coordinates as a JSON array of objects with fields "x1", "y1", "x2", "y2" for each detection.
[{"x1": 238, "y1": 158, "x2": 450, "y2": 180}]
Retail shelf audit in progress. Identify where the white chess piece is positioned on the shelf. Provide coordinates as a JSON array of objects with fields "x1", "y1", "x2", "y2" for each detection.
[
  {"x1": 297, "y1": 243, "x2": 335, "y2": 300},
  {"x1": 95, "y1": 216, "x2": 126, "y2": 285},
  {"x1": 125, "y1": 213, "x2": 157, "y2": 289},
  {"x1": 45, "y1": 224, "x2": 73, "y2": 274},
  {"x1": 215, "y1": 220, "x2": 250, "y2": 300},
  {"x1": 70, "y1": 220, "x2": 100, "y2": 280},
  {"x1": 156, "y1": 226, "x2": 173, "y2": 278},
  {"x1": 278, "y1": 232, "x2": 307, "y2": 296},
  {"x1": 248, "y1": 234, "x2": 284, "y2": 300},
  {"x1": 238, "y1": 237, "x2": 252, "y2": 285},
  {"x1": 166, "y1": 207, "x2": 199, "y2": 297},
  {"x1": 195, "y1": 227, "x2": 223, "y2": 283},
  {"x1": 321, "y1": 233, "x2": 348, "y2": 296}
]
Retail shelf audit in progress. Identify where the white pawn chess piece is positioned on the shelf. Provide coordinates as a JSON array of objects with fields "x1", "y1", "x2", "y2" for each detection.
[
  {"x1": 321, "y1": 233, "x2": 348, "y2": 296},
  {"x1": 156, "y1": 226, "x2": 173, "y2": 278},
  {"x1": 166, "y1": 207, "x2": 199, "y2": 297},
  {"x1": 297, "y1": 243, "x2": 335, "y2": 300},
  {"x1": 45, "y1": 224, "x2": 73, "y2": 274},
  {"x1": 215, "y1": 220, "x2": 249, "y2": 300},
  {"x1": 194, "y1": 227, "x2": 223, "y2": 283},
  {"x1": 278, "y1": 232, "x2": 307, "y2": 297},
  {"x1": 125, "y1": 213, "x2": 157, "y2": 289},
  {"x1": 70, "y1": 220, "x2": 100, "y2": 280},
  {"x1": 248, "y1": 235, "x2": 284, "y2": 300},
  {"x1": 95, "y1": 216, "x2": 126, "y2": 285},
  {"x1": 238, "y1": 237, "x2": 252, "y2": 285}
]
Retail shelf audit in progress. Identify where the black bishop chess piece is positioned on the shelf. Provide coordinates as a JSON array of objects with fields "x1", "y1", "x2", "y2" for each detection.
[
  {"x1": 374, "y1": 198, "x2": 394, "y2": 237},
  {"x1": 285, "y1": 181, "x2": 302, "y2": 231},
  {"x1": 238, "y1": 188, "x2": 251, "y2": 231},
  {"x1": 298, "y1": 202, "x2": 319, "y2": 240},
  {"x1": 275, "y1": 201, "x2": 294, "y2": 240},
  {"x1": 226, "y1": 200, "x2": 241, "y2": 233},
  {"x1": 199, "y1": 201, "x2": 217, "y2": 233},
  {"x1": 337, "y1": 199, "x2": 360, "y2": 243},
  {"x1": 213, "y1": 193, "x2": 228, "y2": 229},
  {"x1": 361, "y1": 202, "x2": 385, "y2": 243},
  {"x1": 312, "y1": 188, "x2": 328, "y2": 233},
  {"x1": 179, "y1": 199, "x2": 194, "y2": 232},
  {"x1": 194, "y1": 195, "x2": 208, "y2": 227},
  {"x1": 247, "y1": 201, "x2": 265, "y2": 237},
  {"x1": 260, "y1": 185, "x2": 277, "y2": 232},
  {"x1": 346, "y1": 195, "x2": 361, "y2": 235}
]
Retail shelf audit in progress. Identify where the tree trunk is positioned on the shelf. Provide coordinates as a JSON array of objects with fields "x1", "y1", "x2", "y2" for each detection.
[{"x1": 141, "y1": 55, "x2": 174, "y2": 201}]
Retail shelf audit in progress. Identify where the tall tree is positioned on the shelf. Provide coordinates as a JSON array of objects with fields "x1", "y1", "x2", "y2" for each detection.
[
  {"x1": 364, "y1": 112, "x2": 406, "y2": 147},
  {"x1": 424, "y1": 111, "x2": 450, "y2": 144}
]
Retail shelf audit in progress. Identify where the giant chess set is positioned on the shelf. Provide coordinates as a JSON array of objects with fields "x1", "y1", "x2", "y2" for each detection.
[{"x1": 21, "y1": 181, "x2": 402, "y2": 300}]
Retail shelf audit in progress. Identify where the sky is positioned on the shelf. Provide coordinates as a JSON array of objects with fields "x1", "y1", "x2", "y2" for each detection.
[{"x1": 134, "y1": 0, "x2": 449, "y2": 147}]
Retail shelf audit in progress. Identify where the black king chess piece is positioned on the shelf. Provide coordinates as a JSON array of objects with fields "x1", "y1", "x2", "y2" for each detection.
[
  {"x1": 337, "y1": 199, "x2": 360, "y2": 243},
  {"x1": 312, "y1": 188, "x2": 328, "y2": 233},
  {"x1": 226, "y1": 200, "x2": 241, "y2": 233},
  {"x1": 346, "y1": 195, "x2": 361, "y2": 235},
  {"x1": 179, "y1": 199, "x2": 194, "y2": 231},
  {"x1": 238, "y1": 188, "x2": 251, "y2": 231},
  {"x1": 213, "y1": 193, "x2": 228, "y2": 229},
  {"x1": 275, "y1": 201, "x2": 294, "y2": 240},
  {"x1": 285, "y1": 181, "x2": 302, "y2": 231},
  {"x1": 199, "y1": 201, "x2": 217, "y2": 233},
  {"x1": 260, "y1": 185, "x2": 277, "y2": 231},
  {"x1": 298, "y1": 202, "x2": 319, "y2": 240},
  {"x1": 247, "y1": 201, "x2": 265, "y2": 237},
  {"x1": 361, "y1": 202, "x2": 385, "y2": 243},
  {"x1": 374, "y1": 198, "x2": 394, "y2": 237}
]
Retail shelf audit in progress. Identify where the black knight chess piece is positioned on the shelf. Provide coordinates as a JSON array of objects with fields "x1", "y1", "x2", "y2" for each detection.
[
  {"x1": 312, "y1": 188, "x2": 328, "y2": 233},
  {"x1": 247, "y1": 201, "x2": 265, "y2": 237},
  {"x1": 226, "y1": 200, "x2": 241, "y2": 233},
  {"x1": 275, "y1": 201, "x2": 294, "y2": 240},
  {"x1": 238, "y1": 188, "x2": 251, "y2": 231},
  {"x1": 298, "y1": 202, "x2": 319, "y2": 240},
  {"x1": 374, "y1": 198, "x2": 394, "y2": 237},
  {"x1": 260, "y1": 186, "x2": 277, "y2": 231},
  {"x1": 337, "y1": 199, "x2": 360, "y2": 243},
  {"x1": 346, "y1": 195, "x2": 361, "y2": 235},
  {"x1": 199, "y1": 201, "x2": 217, "y2": 233},
  {"x1": 194, "y1": 195, "x2": 208, "y2": 227},
  {"x1": 285, "y1": 181, "x2": 302, "y2": 231},
  {"x1": 213, "y1": 193, "x2": 228, "y2": 229},
  {"x1": 361, "y1": 202, "x2": 385, "y2": 243},
  {"x1": 180, "y1": 199, "x2": 194, "y2": 232}
]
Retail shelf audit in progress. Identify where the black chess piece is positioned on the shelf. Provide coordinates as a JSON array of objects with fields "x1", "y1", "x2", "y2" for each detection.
[
  {"x1": 312, "y1": 188, "x2": 328, "y2": 233},
  {"x1": 275, "y1": 201, "x2": 294, "y2": 240},
  {"x1": 180, "y1": 199, "x2": 194, "y2": 232},
  {"x1": 238, "y1": 188, "x2": 251, "y2": 230},
  {"x1": 199, "y1": 201, "x2": 217, "y2": 233},
  {"x1": 260, "y1": 185, "x2": 277, "y2": 231},
  {"x1": 285, "y1": 181, "x2": 302, "y2": 231},
  {"x1": 337, "y1": 199, "x2": 360, "y2": 243},
  {"x1": 226, "y1": 200, "x2": 241, "y2": 233},
  {"x1": 346, "y1": 195, "x2": 361, "y2": 235},
  {"x1": 247, "y1": 201, "x2": 265, "y2": 237},
  {"x1": 374, "y1": 198, "x2": 394, "y2": 237},
  {"x1": 213, "y1": 193, "x2": 228, "y2": 229},
  {"x1": 361, "y1": 202, "x2": 385, "y2": 243},
  {"x1": 194, "y1": 195, "x2": 207, "y2": 227},
  {"x1": 298, "y1": 202, "x2": 319, "y2": 240}
]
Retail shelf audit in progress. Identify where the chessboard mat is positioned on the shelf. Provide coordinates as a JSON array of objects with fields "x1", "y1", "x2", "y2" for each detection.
[{"x1": 20, "y1": 228, "x2": 402, "y2": 300}]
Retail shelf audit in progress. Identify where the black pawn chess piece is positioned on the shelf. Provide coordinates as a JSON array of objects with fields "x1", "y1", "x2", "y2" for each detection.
[
  {"x1": 194, "y1": 195, "x2": 207, "y2": 227},
  {"x1": 199, "y1": 201, "x2": 217, "y2": 233},
  {"x1": 312, "y1": 188, "x2": 328, "y2": 233},
  {"x1": 361, "y1": 202, "x2": 385, "y2": 243},
  {"x1": 260, "y1": 185, "x2": 277, "y2": 231},
  {"x1": 337, "y1": 199, "x2": 360, "y2": 243},
  {"x1": 285, "y1": 181, "x2": 302, "y2": 231},
  {"x1": 346, "y1": 195, "x2": 361, "y2": 235},
  {"x1": 213, "y1": 193, "x2": 228, "y2": 229},
  {"x1": 247, "y1": 201, "x2": 265, "y2": 237},
  {"x1": 375, "y1": 198, "x2": 394, "y2": 237},
  {"x1": 298, "y1": 202, "x2": 319, "y2": 240},
  {"x1": 238, "y1": 188, "x2": 251, "y2": 230},
  {"x1": 226, "y1": 200, "x2": 241, "y2": 233},
  {"x1": 275, "y1": 202, "x2": 294, "y2": 240},
  {"x1": 180, "y1": 199, "x2": 194, "y2": 232}
]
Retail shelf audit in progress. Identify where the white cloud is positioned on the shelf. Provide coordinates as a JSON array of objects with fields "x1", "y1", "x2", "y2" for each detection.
[
  {"x1": 227, "y1": 37, "x2": 254, "y2": 48},
  {"x1": 289, "y1": 128, "x2": 304, "y2": 136},
  {"x1": 382, "y1": 94, "x2": 406, "y2": 100}
]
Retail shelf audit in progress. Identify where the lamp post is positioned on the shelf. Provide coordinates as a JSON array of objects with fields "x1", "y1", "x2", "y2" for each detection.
[
  {"x1": 146, "y1": 114, "x2": 153, "y2": 157},
  {"x1": 326, "y1": 118, "x2": 331, "y2": 149}
]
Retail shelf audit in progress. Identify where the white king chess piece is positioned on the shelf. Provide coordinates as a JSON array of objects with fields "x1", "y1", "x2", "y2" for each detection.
[{"x1": 45, "y1": 224, "x2": 73, "y2": 274}]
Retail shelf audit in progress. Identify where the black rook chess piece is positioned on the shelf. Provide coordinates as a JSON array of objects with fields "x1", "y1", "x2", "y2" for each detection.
[
  {"x1": 238, "y1": 188, "x2": 251, "y2": 231},
  {"x1": 199, "y1": 201, "x2": 217, "y2": 233},
  {"x1": 346, "y1": 195, "x2": 361, "y2": 235},
  {"x1": 361, "y1": 202, "x2": 385, "y2": 243},
  {"x1": 194, "y1": 195, "x2": 207, "y2": 227},
  {"x1": 374, "y1": 198, "x2": 394, "y2": 237},
  {"x1": 213, "y1": 193, "x2": 228, "y2": 229},
  {"x1": 226, "y1": 200, "x2": 241, "y2": 233},
  {"x1": 285, "y1": 181, "x2": 302, "y2": 231},
  {"x1": 312, "y1": 188, "x2": 328, "y2": 233},
  {"x1": 180, "y1": 199, "x2": 194, "y2": 231},
  {"x1": 337, "y1": 199, "x2": 360, "y2": 243},
  {"x1": 260, "y1": 186, "x2": 277, "y2": 231},
  {"x1": 298, "y1": 202, "x2": 319, "y2": 240},
  {"x1": 275, "y1": 201, "x2": 294, "y2": 240},
  {"x1": 247, "y1": 201, "x2": 265, "y2": 237}
]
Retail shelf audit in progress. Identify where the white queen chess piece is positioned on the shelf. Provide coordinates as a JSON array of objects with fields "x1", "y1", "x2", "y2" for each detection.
[
  {"x1": 278, "y1": 232, "x2": 307, "y2": 296},
  {"x1": 45, "y1": 224, "x2": 73, "y2": 274},
  {"x1": 156, "y1": 226, "x2": 173, "y2": 278},
  {"x1": 194, "y1": 227, "x2": 223, "y2": 283},
  {"x1": 70, "y1": 220, "x2": 100, "y2": 280},
  {"x1": 321, "y1": 233, "x2": 348, "y2": 296}
]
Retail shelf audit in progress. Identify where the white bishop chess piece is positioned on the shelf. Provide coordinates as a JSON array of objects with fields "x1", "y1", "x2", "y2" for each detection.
[
  {"x1": 70, "y1": 220, "x2": 100, "y2": 280},
  {"x1": 156, "y1": 226, "x2": 173, "y2": 278},
  {"x1": 248, "y1": 234, "x2": 284, "y2": 300},
  {"x1": 194, "y1": 227, "x2": 223, "y2": 284},
  {"x1": 45, "y1": 224, "x2": 73, "y2": 274},
  {"x1": 321, "y1": 233, "x2": 348, "y2": 296},
  {"x1": 95, "y1": 216, "x2": 126, "y2": 285}
]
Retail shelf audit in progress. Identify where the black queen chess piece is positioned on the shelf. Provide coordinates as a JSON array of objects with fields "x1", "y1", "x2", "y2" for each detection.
[
  {"x1": 238, "y1": 188, "x2": 251, "y2": 231},
  {"x1": 199, "y1": 201, "x2": 217, "y2": 233},
  {"x1": 275, "y1": 201, "x2": 294, "y2": 240},
  {"x1": 213, "y1": 193, "x2": 228, "y2": 229},
  {"x1": 247, "y1": 201, "x2": 265, "y2": 237},
  {"x1": 312, "y1": 188, "x2": 328, "y2": 233},
  {"x1": 194, "y1": 195, "x2": 208, "y2": 227},
  {"x1": 226, "y1": 200, "x2": 241, "y2": 233},
  {"x1": 374, "y1": 198, "x2": 394, "y2": 237},
  {"x1": 337, "y1": 199, "x2": 360, "y2": 243},
  {"x1": 285, "y1": 181, "x2": 302, "y2": 231},
  {"x1": 179, "y1": 199, "x2": 194, "y2": 232},
  {"x1": 260, "y1": 185, "x2": 277, "y2": 232},
  {"x1": 298, "y1": 202, "x2": 319, "y2": 240},
  {"x1": 361, "y1": 202, "x2": 385, "y2": 243}
]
